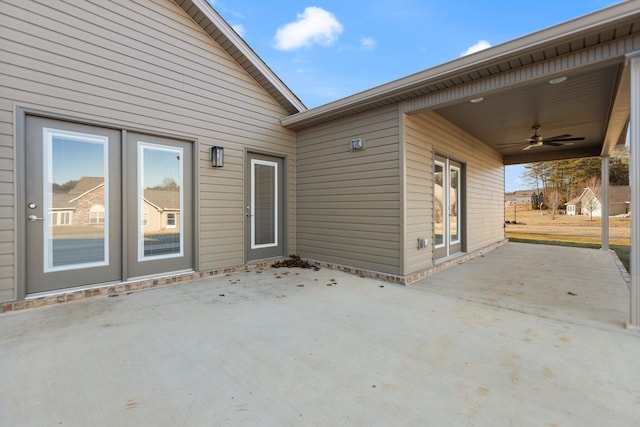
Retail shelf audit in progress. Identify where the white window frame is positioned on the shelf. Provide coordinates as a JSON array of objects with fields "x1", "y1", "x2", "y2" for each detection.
[
  {"x1": 449, "y1": 164, "x2": 461, "y2": 245},
  {"x1": 434, "y1": 160, "x2": 446, "y2": 249},
  {"x1": 42, "y1": 128, "x2": 109, "y2": 272},
  {"x1": 137, "y1": 141, "x2": 184, "y2": 261},
  {"x1": 250, "y1": 158, "x2": 278, "y2": 249}
]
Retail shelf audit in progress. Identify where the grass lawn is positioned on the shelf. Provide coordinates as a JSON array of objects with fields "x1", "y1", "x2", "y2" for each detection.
[
  {"x1": 505, "y1": 208, "x2": 631, "y2": 273},
  {"x1": 506, "y1": 234, "x2": 630, "y2": 273}
]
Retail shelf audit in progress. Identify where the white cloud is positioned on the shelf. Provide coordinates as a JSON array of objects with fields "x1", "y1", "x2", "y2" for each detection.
[
  {"x1": 360, "y1": 37, "x2": 376, "y2": 50},
  {"x1": 295, "y1": 67, "x2": 315, "y2": 74},
  {"x1": 274, "y1": 7, "x2": 343, "y2": 50},
  {"x1": 231, "y1": 24, "x2": 245, "y2": 37},
  {"x1": 460, "y1": 40, "x2": 491, "y2": 57}
]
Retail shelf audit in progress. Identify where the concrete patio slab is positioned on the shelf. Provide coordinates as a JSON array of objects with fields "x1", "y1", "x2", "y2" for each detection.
[
  {"x1": 414, "y1": 242, "x2": 631, "y2": 330},
  {"x1": 1, "y1": 243, "x2": 638, "y2": 426}
]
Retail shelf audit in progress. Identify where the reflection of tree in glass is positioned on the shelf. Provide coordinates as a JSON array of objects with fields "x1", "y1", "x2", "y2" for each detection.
[
  {"x1": 147, "y1": 177, "x2": 179, "y2": 190},
  {"x1": 52, "y1": 179, "x2": 79, "y2": 193}
]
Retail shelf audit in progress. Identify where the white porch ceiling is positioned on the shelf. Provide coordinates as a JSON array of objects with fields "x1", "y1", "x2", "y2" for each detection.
[{"x1": 433, "y1": 63, "x2": 624, "y2": 165}]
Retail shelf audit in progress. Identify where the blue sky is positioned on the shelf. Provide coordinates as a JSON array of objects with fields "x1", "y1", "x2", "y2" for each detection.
[{"x1": 210, "y1": 0, "x2": 623, "y2": 191}]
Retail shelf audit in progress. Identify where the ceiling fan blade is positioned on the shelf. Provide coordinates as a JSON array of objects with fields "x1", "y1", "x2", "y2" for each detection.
[
  {"x1": 545, "y1": 136, "x2": 585, "y2": 143},
  {"x1": 497, "y1": 142, "x2": 526, "y2": 146},
  {"x1": 544, "y1": 136, "x2": 584, "y2": 143},
  {"x1": 543, "y1": 141, "x2": 574, "y2": 147},
  {"x1": 542, "y1": 134, "x2": 571, "y2": 141},
  {"x1": 522, "y1": 144, "x2": 534, "y2": 151}
]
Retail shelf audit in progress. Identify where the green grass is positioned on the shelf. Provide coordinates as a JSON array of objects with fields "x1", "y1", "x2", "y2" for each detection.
[{"x1": 507, "y1": 236, "x2": 630, "y2": 273}]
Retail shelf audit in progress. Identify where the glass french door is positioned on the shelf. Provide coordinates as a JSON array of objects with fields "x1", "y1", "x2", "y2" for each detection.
[
  {"x1": 24, "y1": 117, "x2": 193, "y2": 294},
  {"x1": 245, "y1": 153, "x2": 284, "y2": 261},
  {"x1": 434, "y1": 156, "x2": 462, "y2": 260},
  {"x1": 125, "y1": 133, "x2": 193, "y2": 279},
  {"x1": 25, "y1": 117, "x2": 122, "y2": 293}
]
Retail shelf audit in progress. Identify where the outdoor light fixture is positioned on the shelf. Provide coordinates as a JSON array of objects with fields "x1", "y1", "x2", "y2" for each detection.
[
  {"x1": 350, "y1": 137, "x2": 365, "y2": 151},
  {"x1": 469, "y1": 97, "x2": 484, "y2": 103},
  {"x1": 211, "y1": 146, "x2": 224, "y2": 167}
]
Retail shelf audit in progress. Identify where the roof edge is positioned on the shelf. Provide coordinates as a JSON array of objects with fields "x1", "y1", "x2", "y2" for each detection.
[
  {"x1": 187, "y1": 0, "x2": 306, "y2": 113},
  {"x1": 282, "y1": 0, "x2": 640, "y2": 128}
]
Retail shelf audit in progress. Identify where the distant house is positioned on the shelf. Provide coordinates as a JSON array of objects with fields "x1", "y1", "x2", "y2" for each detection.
[
  {"x1": 565, "y1": 186, "x2": 630, "y2": 216},
  {"x1": 505, "y1": 190, "x2": 536, "y2": 206}
]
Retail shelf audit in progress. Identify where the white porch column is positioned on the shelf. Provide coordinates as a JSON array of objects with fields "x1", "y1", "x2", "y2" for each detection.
[
  {"x1": 601, "y1": 156, "x2": 609, "y2": 251},
  {"x1": 629, "y1": 52, "x2": 640, "y2": 329}
]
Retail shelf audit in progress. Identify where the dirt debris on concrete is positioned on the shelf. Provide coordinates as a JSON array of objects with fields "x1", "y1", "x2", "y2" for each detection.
[{"x1": 272, "y1": 255, "x2": 320, "y2": 271}]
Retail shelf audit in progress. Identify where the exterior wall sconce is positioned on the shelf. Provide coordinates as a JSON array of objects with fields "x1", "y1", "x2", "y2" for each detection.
[{"x1": 211, "y1": 146, "x2": 224, "y2": 167}]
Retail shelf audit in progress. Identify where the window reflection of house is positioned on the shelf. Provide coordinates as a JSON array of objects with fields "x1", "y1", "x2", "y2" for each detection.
[
  {"x1": 50, "y1": 177, "x2": 180, "y2": 230},
  {"x1": 142, "y1": 189, "x2": 181, "y2": 232},
  {"x1": 51, "y1": 176, "x2": 104, "y2": 227},
  {"x1": 89, "y1": 204, "x2": 105, "y2": 224},
  {"x1": 50, "y1": 191, "x2": 75, "y2": 226},
  {"x1": 49, "y1": 211, "x2": 72, "y2": 226}
]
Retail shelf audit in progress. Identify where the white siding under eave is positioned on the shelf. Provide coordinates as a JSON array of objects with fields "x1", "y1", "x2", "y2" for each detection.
[
  {"x1": 0, "y1": 0, "x2": 296, "y2": 302},
  {"x1": 296, "y1": 105, "x2": 401, "y2": 275},
  {"x1": 404, "y1": 111, "x2": 504, "y2": 275}
]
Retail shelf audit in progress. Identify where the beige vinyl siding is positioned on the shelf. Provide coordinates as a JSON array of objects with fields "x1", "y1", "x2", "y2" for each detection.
[
  {"x1": 296, "y1": 105, "x2": 401, "y2": 275},
  {"x1": 403, "y1": 116, "x2": 434, "y2": 274},
  {"x1": 404, "y1": 111, "x2": 504, "y2": 275},
  {"x1": 0, "y1": 0, "x2": 296, "y2": 301},
  {"x1": 0, "y1": 106, "x2": 13, "y2": 301}
]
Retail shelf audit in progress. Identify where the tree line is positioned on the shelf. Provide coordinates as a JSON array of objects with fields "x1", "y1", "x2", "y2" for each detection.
[{"x1": 521, "y1": 147, "x2": 629, "y2": 217}]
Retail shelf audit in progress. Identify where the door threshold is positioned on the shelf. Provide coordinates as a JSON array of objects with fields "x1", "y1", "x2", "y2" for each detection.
[
  {"x1": 435, "y1": 252, "x2": 465, "y2": 265},
  {"x1": 26, "y1": 281, "x2": 122, "y2": 300}
]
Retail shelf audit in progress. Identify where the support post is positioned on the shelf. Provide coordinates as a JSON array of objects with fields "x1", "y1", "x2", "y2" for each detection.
[
  {"x1": 628, "y1": 52, "x2": 640, "y2": 329},
  {"x1": 601, "y1": 156, "x2": 609, "y2": 251}
]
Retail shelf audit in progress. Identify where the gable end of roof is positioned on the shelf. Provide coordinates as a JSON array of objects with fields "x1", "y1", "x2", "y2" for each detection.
[{"x1": 173, "y1": 0, "x2": 306, "y2": 115}]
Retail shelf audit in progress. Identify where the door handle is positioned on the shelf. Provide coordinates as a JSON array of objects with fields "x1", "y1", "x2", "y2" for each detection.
[
  {"x1": 28, "y1": 215, "x2": 45, "y2": 222},
  {"x1": 245, "y1": 206, "x2": 253, "y2": 217}
]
